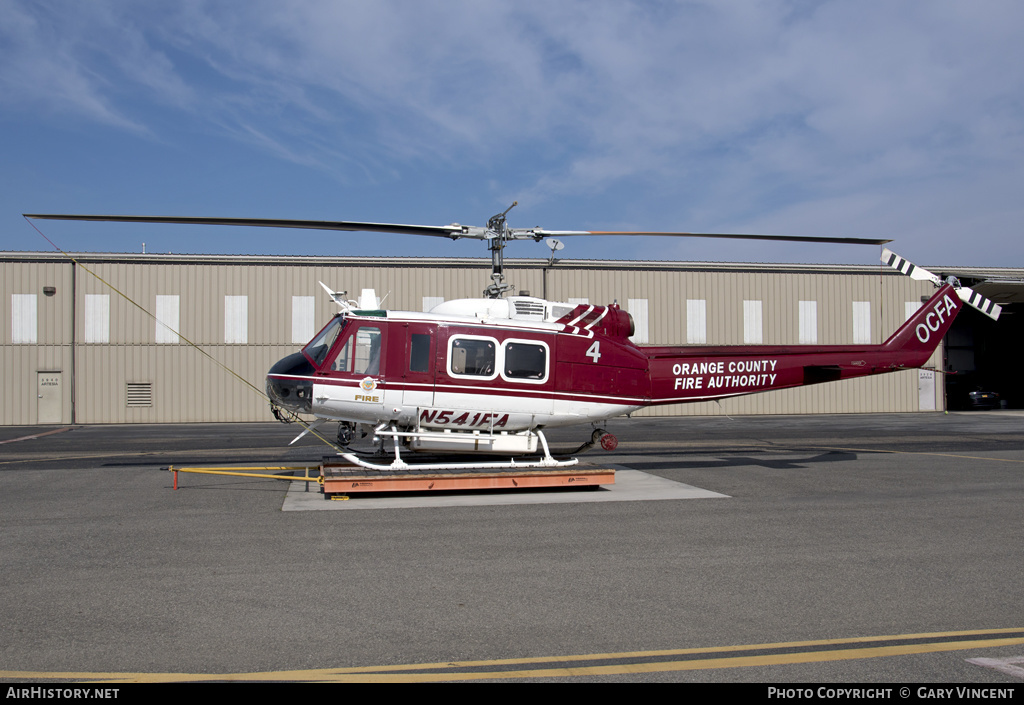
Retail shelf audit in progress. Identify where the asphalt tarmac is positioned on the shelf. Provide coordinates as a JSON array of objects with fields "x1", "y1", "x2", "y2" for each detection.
[{"x1": 1, "y1": 412, "x2": 1023, "y2": 684}]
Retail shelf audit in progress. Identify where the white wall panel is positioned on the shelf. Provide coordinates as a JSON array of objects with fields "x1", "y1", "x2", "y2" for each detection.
[
  {"x1": 155, "y1": 295, "x2": 179, "y2": 344},
  {"x1": 11, "y1": 294, "x2": 36, "y2": 344},
  {"x1": 799, "y1": 300, "x2": 817, "y2": 344},
  {"x1": 852, "y1": 301, "x2": 871, "y2": 344},
  {"x1": 628, "y1": 298, "x2": 649, "y2": 344},
  {"x1": 224, "y1": 295, "x2": 248, "y2": 344},
  {"x1": 291, "y1": 296, "x2": 315, "y2": 344},
  {"x1": 84, "y1": 294, "x2": 109, "y2": 343},
  {"x1": 743, "y1": 300, "x2": 763, "y2": 344},
  {"x1": 686, "y1": 299, "x2": 706, "y2": 344},
  {"x1": 905, "y1": 300, "x2": 922, "y2": 322}
]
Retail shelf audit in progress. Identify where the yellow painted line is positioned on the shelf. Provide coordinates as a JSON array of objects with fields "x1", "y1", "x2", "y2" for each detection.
[
  {"x1": 250, "y1": 627, "x2": 1024, "y2": 674},
  {"x1": 3, "y1": 628, "x2": 1022, "y2": 683}
]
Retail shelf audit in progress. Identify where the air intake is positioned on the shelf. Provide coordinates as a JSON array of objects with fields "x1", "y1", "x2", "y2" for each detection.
[{"x1": 512, "y1": 299, "x2": 545, "y2": 319}]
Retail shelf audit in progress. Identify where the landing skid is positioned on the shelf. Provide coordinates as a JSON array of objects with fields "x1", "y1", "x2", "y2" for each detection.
[
  {"x1": 337, "y1": 452, "x2": 579, "y2": 472},
  {"x1": 339, "y1": 423, "x2": 580, "y2": 472}
]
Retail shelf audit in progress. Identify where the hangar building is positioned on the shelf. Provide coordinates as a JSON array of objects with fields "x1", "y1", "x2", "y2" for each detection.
[{"x1": 2, "y1": 251, "x2": 1021, "y2": 426}]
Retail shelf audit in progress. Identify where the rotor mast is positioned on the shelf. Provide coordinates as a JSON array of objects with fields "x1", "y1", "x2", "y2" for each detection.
[{"x1": 484, "y1": 201, "x2": 518, "y2": 299}]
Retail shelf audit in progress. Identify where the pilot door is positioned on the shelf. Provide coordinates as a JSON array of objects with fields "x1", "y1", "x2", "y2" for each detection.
[{"x1": 313, "y1": 320, "x2": 388, "y2": 422}]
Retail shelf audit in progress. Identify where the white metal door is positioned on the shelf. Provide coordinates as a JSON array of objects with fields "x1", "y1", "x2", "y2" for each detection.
[
  {"x1": 918, "y1": 369, "x2": 936, "y2": 411},
  {"x1": 37, "y1": 371, "x2": 63, "y2": 424}
]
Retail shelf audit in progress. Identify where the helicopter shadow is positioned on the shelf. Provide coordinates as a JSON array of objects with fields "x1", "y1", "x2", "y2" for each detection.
[{"x1": 620, "y1": 448, "x2": 859, "y2": 472}]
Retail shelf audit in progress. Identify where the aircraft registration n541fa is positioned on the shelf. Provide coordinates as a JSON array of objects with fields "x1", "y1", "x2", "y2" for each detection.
[{"x1": 24, "y1": 208, "x2": 1002, "y2": 472}]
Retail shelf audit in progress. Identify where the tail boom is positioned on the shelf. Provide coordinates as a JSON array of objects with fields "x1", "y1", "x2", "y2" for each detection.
[{"x1": 644, "y1": 283, "x2": 960, "y2": 405}]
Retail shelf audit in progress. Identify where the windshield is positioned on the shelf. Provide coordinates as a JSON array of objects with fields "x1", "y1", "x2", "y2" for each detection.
[{"x1": 302, "y1": 316, "x2": 346, "y2": 367}]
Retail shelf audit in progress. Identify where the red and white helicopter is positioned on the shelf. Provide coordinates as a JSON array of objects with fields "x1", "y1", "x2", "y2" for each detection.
[{"x1": 26, "y1": 207, "x2": 1002, "y2": 471}]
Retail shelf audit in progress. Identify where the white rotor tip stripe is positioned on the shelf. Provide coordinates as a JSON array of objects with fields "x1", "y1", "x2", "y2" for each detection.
[
  {"x1": 881, "y1": 249, "x2": 1001, "y2": 321},
  {"x1": 958, "y1": 288, "x2": 1002, "y2": 320},
  {"x1": 881, "y1": 248, "x2": 940, "y2": 284}
]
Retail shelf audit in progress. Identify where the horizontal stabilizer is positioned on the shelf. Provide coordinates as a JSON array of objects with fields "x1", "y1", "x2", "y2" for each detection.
[{"x1": 881, "y1": 248, "x2": 1001, "y2": 321}]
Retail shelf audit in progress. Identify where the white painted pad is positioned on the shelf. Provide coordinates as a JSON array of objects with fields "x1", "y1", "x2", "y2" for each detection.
[
  {"x1": 281, "y1": 468, "x2": 728, "y2": 511},
  {"x1": 966, "y1": 656, "x2": 1024, "y2": 679}
]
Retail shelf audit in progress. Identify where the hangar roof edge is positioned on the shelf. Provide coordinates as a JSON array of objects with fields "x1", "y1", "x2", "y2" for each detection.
[{"x1": 2, "y1": 250, "x2": 1023, "y2": 277}]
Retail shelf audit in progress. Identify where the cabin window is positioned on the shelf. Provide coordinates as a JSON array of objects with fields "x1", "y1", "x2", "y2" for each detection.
[
  {"x1": 500, "y1": 338, "x2": 549, "y2": 384},
  {"x1": 449, "y1": 337, "x2": 496, "y2": 377},
  {"x1": 409, "y1": 333, "x2": 431, "y2": 373},
  {"x1": 503, "y1": 341, "x2": 547, "y2": 380},
  {"x1": 332, "y1": 326, "x2": 382, "y2": 375}
]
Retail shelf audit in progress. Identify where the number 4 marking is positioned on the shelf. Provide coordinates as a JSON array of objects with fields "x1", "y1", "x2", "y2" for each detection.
[{"x1": 586, "y1": 341, "x2": 602, "y2": 363}]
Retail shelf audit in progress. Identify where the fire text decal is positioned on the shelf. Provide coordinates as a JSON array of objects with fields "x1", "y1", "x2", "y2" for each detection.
[{"x1": 672, "y1": 359, "x2": 779, "y2": 391}]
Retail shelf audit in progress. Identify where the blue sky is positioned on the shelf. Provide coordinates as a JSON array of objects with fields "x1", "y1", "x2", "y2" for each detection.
[{"x1": 2, "y1": 0, "x2": 1023, "y2": 267}]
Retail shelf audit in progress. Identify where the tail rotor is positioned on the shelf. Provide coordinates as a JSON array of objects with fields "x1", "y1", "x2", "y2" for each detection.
[{"x1": 881, "y1": 248, "x2": 1001, "y2": 321}]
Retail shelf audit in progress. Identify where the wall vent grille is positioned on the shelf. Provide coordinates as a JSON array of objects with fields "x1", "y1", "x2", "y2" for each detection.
[{"x1": 126, "y1": 382, "x2": 153, "y2": 408}]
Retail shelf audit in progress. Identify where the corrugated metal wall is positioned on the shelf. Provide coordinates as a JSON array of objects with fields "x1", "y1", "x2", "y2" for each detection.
[
  {"x1": 2, "y1": 260, "x2": 74, "y2": 425},
  {"x1": 2, "y1": 253, "x2": 942, "y2": 425}
]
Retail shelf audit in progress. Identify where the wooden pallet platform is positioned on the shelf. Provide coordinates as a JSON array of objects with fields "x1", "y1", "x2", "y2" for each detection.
[{"x1": 320, "y1": 458, "x2": 615, "y2": 495}]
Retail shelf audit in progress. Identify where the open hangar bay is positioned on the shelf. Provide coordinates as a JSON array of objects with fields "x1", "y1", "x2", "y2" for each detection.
[{"x1": 1, "y1": 413, "x2": 1022, "y2": 683}]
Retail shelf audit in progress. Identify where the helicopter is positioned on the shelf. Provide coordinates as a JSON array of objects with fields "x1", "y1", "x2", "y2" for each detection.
[{"x1": 24, "y1": 207, "x2": 1002, "y2": 471}]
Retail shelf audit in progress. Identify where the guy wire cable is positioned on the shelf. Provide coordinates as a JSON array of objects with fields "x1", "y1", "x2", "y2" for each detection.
[{"x1": 24, "y1": 216, "x2": 343, "y2": 453}]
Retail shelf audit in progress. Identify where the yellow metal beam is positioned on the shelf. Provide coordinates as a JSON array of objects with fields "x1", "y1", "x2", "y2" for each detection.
[{"x1": 169, "y1": 465, "x2": 322, "y2": 489}]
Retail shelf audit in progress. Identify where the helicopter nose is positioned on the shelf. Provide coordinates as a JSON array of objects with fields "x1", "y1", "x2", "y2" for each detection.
[{"x1": 266, "y1": 351, "x2": 315, "y2": 414}]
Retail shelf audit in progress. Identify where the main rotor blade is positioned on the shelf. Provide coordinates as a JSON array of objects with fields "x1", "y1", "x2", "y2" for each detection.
[
  {"x1": 523, "y1": 229, "x2": 892, "y2": 246},
  {"x1": 23, "y1": 214, "x2": 470, "y2": 239},
  {"x1": 24, "y1": 214, "x2": 890, "y2": 245}
]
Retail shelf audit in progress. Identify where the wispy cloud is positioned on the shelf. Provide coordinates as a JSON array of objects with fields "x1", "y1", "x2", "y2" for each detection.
[
  {"x1": 0, "y1": 1, "x2": 195, "y2": 132},
  {"x1": 4, "y1": 0, "x2": 1023, "y2": 263}
]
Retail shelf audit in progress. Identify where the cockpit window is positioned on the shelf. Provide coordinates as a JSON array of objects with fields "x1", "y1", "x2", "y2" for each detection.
[
  {"x1": 332, "y1": 326, "x2": 382, "y2": 375},
  {"x1": 302, "y1": 316, "x2": 345, "y2": 367}
]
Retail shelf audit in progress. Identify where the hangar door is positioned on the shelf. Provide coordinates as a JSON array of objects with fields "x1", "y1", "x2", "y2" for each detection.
[{"x1": 944, "y1": 293, "x2": 1021, "y2": 410}]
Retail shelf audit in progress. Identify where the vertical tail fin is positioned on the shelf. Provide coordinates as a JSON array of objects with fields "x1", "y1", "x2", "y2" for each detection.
[{"x1": 883, "y1": 283, "x2": 960, "y2": 367}]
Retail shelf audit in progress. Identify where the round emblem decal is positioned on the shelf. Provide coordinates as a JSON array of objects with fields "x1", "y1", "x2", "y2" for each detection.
[{"x1": 360, "y1": 377, "x2": 377, "y2": 392}]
